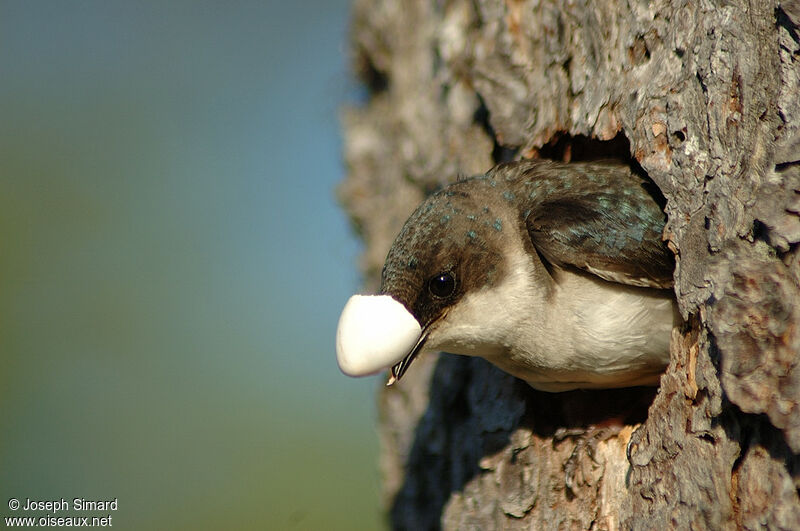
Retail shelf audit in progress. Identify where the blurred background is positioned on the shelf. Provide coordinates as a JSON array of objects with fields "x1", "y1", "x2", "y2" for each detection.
[{"x1": 0, "y1": 1, "x2": 385, "y2": 529}]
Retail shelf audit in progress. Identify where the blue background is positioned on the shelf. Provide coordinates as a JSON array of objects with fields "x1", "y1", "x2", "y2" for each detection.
[{"x1": 0, "y1": 1, "x2": 384, "y2": 529}]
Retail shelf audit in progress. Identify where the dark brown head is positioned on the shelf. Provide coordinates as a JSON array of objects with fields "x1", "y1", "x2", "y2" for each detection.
[{"x1": 336, "y1": 176, "x2": 533, "y2": 382}]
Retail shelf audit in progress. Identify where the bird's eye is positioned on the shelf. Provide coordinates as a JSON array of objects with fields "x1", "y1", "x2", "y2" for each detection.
[{"x1": 428, "y1": 272, "x2": 456, "y2": 298}]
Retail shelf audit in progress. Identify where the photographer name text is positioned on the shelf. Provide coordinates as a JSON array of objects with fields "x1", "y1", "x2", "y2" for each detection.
[{"x1": 17, "y1": 499, "x2": 117, "y2": 513}]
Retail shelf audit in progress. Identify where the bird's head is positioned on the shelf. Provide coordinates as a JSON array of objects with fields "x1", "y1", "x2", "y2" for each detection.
[{"x1": 335, "y1": 178, "x2": 517, "y2": 383}]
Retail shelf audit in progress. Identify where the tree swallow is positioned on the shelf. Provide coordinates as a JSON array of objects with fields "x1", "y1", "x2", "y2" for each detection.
[{"x1": 336, "y1": 159, "x2": 677, "y2": 392}]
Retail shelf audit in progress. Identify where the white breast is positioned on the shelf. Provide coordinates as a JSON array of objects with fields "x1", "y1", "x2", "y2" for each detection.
[{"x1": 426, "y1": 241, "x2": 676, "y2": 392}]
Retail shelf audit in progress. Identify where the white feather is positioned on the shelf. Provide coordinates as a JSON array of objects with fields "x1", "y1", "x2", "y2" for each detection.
[{"x1": 426, "y1": 236, "x2": 675, "y2": 392}]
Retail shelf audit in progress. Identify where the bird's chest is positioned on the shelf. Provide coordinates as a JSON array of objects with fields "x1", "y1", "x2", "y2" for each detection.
[
  {"x1": 430, "y1": 262, "x2": 673, "y2": 391},
  {"x1": 505, "y1": 273, "x2": 674, "y2": 390}
]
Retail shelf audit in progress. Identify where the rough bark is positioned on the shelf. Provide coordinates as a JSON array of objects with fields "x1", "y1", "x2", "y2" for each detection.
[{"x1": 339, "y1": 0, "x2": 800, "y2": 528}]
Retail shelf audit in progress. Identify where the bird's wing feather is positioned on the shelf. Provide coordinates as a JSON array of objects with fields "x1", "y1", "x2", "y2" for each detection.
[{"x1": 524, "y1": 169, "x2": 674, "y2": 289}]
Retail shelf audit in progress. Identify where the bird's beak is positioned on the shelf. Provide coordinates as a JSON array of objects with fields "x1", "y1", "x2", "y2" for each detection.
[
  {"x1": 336, "y1": 294, "x2": 422, "y2": 379},
  {"x1": 386, "y1": 332, "x2": 428, "y2": 386}
]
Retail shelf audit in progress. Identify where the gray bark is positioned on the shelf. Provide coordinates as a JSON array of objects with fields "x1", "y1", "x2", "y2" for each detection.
[{"x1": 339, "y1": 0, "x2": 800, "y2": 528}]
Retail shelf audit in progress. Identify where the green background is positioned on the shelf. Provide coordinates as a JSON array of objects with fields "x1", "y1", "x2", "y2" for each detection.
[{"x1": 0, "y1": 1, "x2": 384, "y2": 529}]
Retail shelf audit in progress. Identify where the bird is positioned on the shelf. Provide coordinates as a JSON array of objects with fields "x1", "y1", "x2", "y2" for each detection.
[{"x1": 336, "y1": 159, "x2": 678, "y2": 392}]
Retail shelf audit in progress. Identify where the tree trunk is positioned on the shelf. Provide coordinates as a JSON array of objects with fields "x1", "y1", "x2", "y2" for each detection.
[{"x1": 339, "y1": 0, "x2": 800, "y2": 528}]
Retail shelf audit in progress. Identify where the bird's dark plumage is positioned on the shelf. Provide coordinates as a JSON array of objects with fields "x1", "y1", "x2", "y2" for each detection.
[{"x1": 496, "y1": 160, "x2": 674, "y2": 288}]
